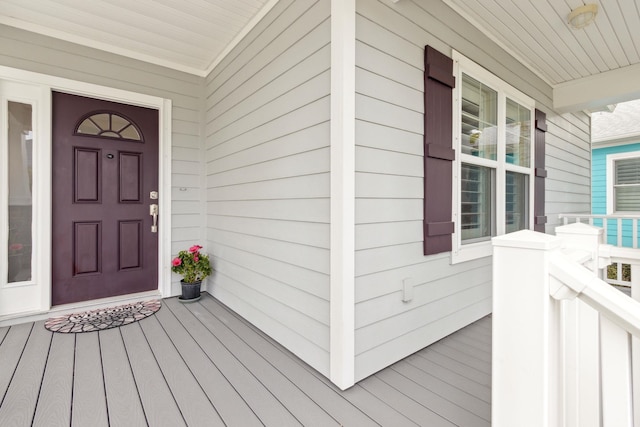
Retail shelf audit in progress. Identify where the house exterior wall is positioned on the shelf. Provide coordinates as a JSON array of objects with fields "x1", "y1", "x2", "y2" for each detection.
[
  {"x1": 0, "y1": 24, "x2": 205, "y2": 297},
  {"x1": 203, "y1": 0, "x2": 332, "y2": 375},
  {"x1": 352, "y1": 0, "x2": 591, "y2": 381},
  {"x1": 592, "y1": 142, "x2": 640, "y2": 246},
  {"x1": 0, "y1": 0, "x2": 593, "y2": 386},
  {"x1": 592, "y1": 143, "x2": 640, "y2": 214}
]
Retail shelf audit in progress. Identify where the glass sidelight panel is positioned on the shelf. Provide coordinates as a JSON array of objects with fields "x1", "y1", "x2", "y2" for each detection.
[{"x1": 7, "y1": 101, "x2": 33, "y2": 283}]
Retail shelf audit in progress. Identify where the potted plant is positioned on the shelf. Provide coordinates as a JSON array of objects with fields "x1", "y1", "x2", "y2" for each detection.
[{"x1": 171, "y1": 244, "x2": 212, "y2": 302}]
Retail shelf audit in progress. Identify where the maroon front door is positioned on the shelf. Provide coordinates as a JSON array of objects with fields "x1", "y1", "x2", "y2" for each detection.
[{"x1": 52, "y1": 92, "x2": 159, "y2": 306}]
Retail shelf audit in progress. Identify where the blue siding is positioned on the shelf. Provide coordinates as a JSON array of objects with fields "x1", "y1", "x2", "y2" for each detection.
[{"x1": 592, "y1": 143, "x2": 640, "y2": 246}]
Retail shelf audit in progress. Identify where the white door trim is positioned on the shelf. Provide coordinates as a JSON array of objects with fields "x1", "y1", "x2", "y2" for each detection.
[{"x1": 0, "y1": 65, "x2": 172, "y2": 319}]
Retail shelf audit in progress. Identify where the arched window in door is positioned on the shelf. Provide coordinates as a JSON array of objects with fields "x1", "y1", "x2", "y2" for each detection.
[{"x1": 75, "y1": 111, "x2": 143, "y2": 142}]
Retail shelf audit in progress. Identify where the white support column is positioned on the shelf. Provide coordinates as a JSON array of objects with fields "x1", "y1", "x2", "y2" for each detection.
[
  {"x1": 329, "y1": 0, "x2": 356, "y2": 390},
  {"x1": 492, "y1": 230, "x2": 562, "y2": 427},
  {"x1": 555, "y1": 223, "x2": 604, "y2": 427},
  {"x1": 630, "y1": 263, "x2": 640, "y2": 427}
]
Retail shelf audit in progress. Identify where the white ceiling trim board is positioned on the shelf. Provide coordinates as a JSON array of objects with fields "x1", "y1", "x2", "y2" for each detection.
[{"x1": 553, "y1": 63, "x2": 640, "y2": 113}]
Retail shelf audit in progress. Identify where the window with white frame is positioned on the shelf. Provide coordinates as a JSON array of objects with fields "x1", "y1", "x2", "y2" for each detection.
[
  {"x1": 607, "y1": 153, "x2": 640, "y2": 213},
  {"x1": 452, "y1": 52, "x2": 535, "y2": 263}
]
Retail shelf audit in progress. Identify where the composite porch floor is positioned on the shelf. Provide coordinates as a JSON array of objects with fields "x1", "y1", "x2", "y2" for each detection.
[{"x1": 0, "y1": 294, "x2": 491, "y2": 427}]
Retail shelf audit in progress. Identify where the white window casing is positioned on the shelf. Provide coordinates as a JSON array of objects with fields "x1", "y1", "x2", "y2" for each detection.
[
  {"x1": 607, "y1": 151, "x2": 640, "y2": 214},
  {"x1": 451, "y1": 51, "x2": 535, "y2": 264}
]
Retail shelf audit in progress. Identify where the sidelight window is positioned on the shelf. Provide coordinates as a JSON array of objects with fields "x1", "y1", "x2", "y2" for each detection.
[{"x1": 5, "y1": 101, "x2": 33, "y2": 283}]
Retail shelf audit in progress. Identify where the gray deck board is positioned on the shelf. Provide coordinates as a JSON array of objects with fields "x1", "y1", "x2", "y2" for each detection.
[
  {"x1": 418, "y1": 348, "x2": 491, "y2": 387},
  {"x1": 169, "y1": 298, "x2": 303, "y2": 426},
  {"x1": 391, "y1": 360, "x2": 491, "y2": 421},
  {"x1": 120, "y1": 322, "x2": 187, "y2": 427},
  {"x1": 430, "y1": 340, "x2": 491, "y2": 374},
  {"x1": 358, "y1": 375, "x2": 456, "y2": 427},
  {"x1": 405, "y1": 354, "x2": 490, "y2": 402},
  {"x1": 32, "y1": 333, "x2": 74, "y2": 427},
  {"x1": 72, "y1": 331, "x2": 109, "y2": 427},
  {"x1": 376, "y1": 367, "x2": 490, "y2": 427},
  {"x1": 159, "y1": 300, "x2": 264, "y2": 427},
  {"x1": 99, "y1": 328, "x2": 147, "y2": 427},
  {"x1": 139, "y1": 314, "x2": 225, "y2": 426},
  {"x1": 0, "y1": 321, "x2": 51, "y2": 426},
  {"x1": 0, "y1": 323, "x2": 33, "y2": 405},
  {"x1": 199, "y1": 296, "x2": 371, "y2": 426},
  {"x1": 0, "y1": 294, "x2": 493, "y2": 426}
]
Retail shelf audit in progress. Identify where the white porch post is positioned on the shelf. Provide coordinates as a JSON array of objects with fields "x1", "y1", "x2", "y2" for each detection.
[
  {"x1": 329, "y1": 0, "x2": 356, "y2": 390},
  {"x1": 492, "y1": 230, "x2": 562, "y2": 427},
  {"x1": 555, "y1": 223, "x2": 604, "y2": 427}
]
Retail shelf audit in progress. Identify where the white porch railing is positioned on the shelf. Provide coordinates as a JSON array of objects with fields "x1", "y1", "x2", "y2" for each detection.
[
  {"x1": 559, "y1": 213, "x2": 640, "y2": 286},
  {"x1": 492, "y1": 223, "x2": 640, "y2": 427}
]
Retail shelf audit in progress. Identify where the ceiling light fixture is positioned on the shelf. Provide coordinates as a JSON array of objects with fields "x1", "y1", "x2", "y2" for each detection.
[{"x1": 568, "y1": 4, "x2": 598, "y2": 29}]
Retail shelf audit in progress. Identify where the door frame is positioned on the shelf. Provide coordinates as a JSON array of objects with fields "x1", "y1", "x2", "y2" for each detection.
[{"x1": 0, "y1": 65, "x2": 172, "y2": 318}]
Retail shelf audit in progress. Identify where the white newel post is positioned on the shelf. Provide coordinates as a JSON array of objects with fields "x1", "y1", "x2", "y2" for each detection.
[
  {"x1": 555, "y1": 223, "x2": 604, "y2": 427},
  {"x1": 492, "y1": 230, "x2": 562, "y2": 427}
]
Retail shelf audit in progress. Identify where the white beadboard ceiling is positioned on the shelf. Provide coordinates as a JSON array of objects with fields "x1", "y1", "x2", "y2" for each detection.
[
  {"x1": 0, "y1": 0, "x2": 638, "y2": 110},
  {"x1": 0, "y1": 0, "x2": 276, "y2": 76},
  {"x1": 442, "y1": 0, "x2": 640, "y2": 111}
]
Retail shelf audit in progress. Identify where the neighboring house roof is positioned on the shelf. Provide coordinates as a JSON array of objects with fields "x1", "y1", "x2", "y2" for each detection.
[{"x1": 592, "y1": 99, "x2": 640, "y2": 145}]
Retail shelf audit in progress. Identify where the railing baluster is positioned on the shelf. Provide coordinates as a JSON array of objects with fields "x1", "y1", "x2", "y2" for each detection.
[
  {"x1": 618, "y1": 219, "x2": 624, "y2": 247},
  {"x1": 557, "y1": 214, "x2": 640, "y2": 286},
  {"x1": 600, "y1": 317, "x2": 634, "y2": 426}
]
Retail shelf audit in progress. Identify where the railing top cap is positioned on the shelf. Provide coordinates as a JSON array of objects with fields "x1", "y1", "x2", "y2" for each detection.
[
  {"x1": 492, "y1": 229, "x2": 561, "y2": 250},
  {"x1": 556, "y1": 222, "x2": 603, "y2": 235}
]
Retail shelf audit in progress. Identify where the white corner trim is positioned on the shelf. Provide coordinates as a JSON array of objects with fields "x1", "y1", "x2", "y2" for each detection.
[
  {"x1": 159, "y1": 98, "x2": 173, "y2": 298},
  {"x1": 330, "y1": 0, "x2": 356, "y2": 390},
  {"x1": 553, "y1": 63, "x2": 640, "y2": 113}
]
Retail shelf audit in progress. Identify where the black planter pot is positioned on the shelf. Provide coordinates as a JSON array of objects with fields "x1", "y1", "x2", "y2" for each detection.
[{"x1": 180, "y1": 280, "x2": 202, "y2": 301}]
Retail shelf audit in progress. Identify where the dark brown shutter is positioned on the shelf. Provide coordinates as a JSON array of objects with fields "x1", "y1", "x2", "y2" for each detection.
[
  {"x1": 534, "y1": 109, "x2": 547, "y2": 232},
  {"x1": 423, "y1": 46, "x2": 455, "y2": 255}
]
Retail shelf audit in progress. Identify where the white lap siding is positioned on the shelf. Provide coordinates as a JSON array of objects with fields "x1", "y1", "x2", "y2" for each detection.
[
  {"x1": 204, "y1": 0, "x2": 332, "y2": 375},
  {"x1": 353, "y1": 0, "x2": 590, "y2": 381}
]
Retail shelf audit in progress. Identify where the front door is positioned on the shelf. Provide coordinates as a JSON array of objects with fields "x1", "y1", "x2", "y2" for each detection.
[{"x1": 52, "y1": 92, "x2": 159, "y2": 306}]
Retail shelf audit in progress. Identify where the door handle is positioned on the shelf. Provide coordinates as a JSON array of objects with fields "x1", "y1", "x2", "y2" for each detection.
[{"x1": 150, "y1": 204, "x2": 158, "y2": 233}]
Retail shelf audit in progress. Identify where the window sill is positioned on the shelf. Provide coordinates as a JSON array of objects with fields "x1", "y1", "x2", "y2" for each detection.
[{"x1": 450, "y1": 240, "x2": 493, "y2": 264}]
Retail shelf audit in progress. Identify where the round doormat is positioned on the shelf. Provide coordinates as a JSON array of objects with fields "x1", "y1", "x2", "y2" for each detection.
[{"x1": 44, "y1": 300, "x2": 161, "y2": 333}]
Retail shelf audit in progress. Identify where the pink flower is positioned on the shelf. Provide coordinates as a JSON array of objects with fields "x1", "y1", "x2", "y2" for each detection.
[
  {"x1": 172, "y1": 257, "x2": 182, "y2": 267},
  {"x1": 189, "y1": 245, "x2": 202, "y2": 253},
  {"x1": 194, "y1": 256, "x2": 199, "y2": 262}
]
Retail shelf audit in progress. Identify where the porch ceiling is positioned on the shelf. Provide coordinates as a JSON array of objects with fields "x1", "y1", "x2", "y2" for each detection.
[
  {"x1": 0, "y1": 0, "x2": 276, "y2": 76},
  {"x1": 442, "y1": 0, "x2": 640, "y2": 112},
  {"x1": 0, "y1": 0, "x2": 638, "y2": 112}
]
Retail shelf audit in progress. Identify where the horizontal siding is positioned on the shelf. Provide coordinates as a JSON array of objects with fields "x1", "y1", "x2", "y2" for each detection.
[
  {"x1": 0, "y1": 24, "x2": 205, "y2": 296},
  {"x1": 353, "y1": 0, "x2": 591, "y2": 381},
  {"x1": 204, "y1": 0, "x2": 332, "y2": 376}
]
